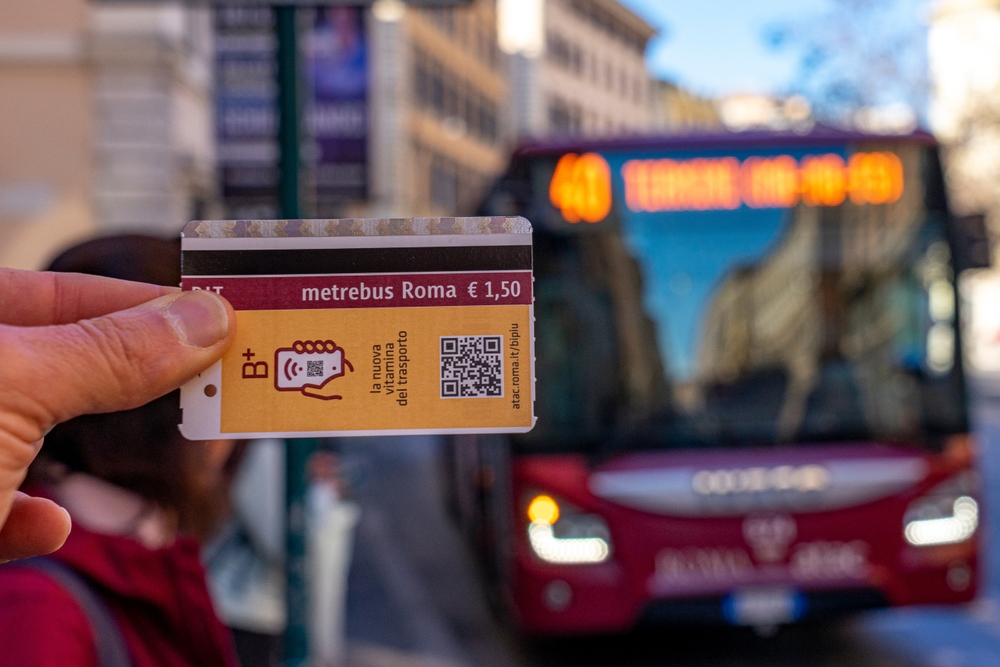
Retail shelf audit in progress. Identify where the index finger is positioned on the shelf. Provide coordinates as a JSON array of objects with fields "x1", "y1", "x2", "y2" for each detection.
[{"x1": 0, "y1": 269, "x2": 177, "y2": 327}]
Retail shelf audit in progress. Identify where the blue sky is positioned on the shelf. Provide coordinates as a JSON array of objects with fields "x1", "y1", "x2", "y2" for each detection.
[{"x1": 619, "y1": 0, "x2": 927, "y2": 100}]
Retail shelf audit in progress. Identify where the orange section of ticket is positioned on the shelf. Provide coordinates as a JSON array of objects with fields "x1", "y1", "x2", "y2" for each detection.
[{"x1": 218, "y1": 305, "x2": 533, "y2": 434}]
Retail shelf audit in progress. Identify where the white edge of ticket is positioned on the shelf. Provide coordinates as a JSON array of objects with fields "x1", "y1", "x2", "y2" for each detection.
[{"x1": 178, "y1": 359, "x2": 537, "y2": 440}]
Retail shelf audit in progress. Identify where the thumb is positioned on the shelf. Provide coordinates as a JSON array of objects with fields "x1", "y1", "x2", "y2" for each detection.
[{"x1": 4, "y1": 290, "x2": 235, "y2": 439}]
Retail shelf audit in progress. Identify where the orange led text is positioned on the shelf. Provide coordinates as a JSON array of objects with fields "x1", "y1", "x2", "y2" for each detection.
[
  {"x1": 620, "y1": 151, "x2": 904, "y2": 213},
  {"x1": 549, "y1": 152, "x2": 613, "y2": 223}
]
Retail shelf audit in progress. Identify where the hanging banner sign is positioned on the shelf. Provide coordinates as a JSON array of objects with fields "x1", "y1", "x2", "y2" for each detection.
[{"x1": 305, "y1": 6, "x2": 368, "y2": 210}]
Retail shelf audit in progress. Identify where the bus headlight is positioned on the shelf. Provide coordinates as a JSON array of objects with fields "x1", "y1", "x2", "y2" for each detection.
[
  {"x1": 904, "y1": 473, "x2": 979, "y2": 547},
  {"x1": 527, "y1": 494, "x2": 612, "y2": 564}
]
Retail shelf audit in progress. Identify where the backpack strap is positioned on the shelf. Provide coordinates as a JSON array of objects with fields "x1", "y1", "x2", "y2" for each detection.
[{"x1": 19, "y1": 557, "x2": 134, "y2": 667}]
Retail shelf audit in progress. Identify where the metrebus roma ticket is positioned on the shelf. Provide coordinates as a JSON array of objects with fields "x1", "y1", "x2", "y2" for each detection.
[{"x1": 178, "y1": 217, "x2": 535, "y2": 439}]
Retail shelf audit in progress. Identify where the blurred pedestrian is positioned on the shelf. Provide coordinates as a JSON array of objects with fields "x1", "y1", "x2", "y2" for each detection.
[{"x1": 0, "y1": 236, "x2": 241, "y2": 667}]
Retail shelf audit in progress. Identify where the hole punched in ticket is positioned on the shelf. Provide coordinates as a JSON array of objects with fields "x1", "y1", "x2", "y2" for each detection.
[{"x1": 178, "y1": 217, "x2": 535, "y2": 440}]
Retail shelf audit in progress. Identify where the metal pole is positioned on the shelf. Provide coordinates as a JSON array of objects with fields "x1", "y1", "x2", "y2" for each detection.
[
  {"x1": 276, "y1": 5, "x2": 300, "y2": 220},
  {"x1": 284, "y1": 438, "x2": 314, "y2": 667},
  {"x1": 275, "y1": 6, "x2": 313, "y2": 666}
]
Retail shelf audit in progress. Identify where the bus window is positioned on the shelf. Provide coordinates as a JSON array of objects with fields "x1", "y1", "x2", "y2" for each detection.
[{"x1": 514, "y1": 141, "x2": 967, "y2": 454}]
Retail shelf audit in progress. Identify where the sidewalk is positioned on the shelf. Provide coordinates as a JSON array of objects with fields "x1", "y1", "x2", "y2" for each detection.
[
  {"x1": 348, "y1": 643, "x2": 464, "y2": 667},
  {"x1": 861, "y1": 602, "x2": 1000, "y2": 667}
]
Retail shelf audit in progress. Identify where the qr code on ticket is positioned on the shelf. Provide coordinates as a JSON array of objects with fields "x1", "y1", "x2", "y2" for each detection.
[{"x1": 440, "y1": 336, "x2": 503, "y2": 398}]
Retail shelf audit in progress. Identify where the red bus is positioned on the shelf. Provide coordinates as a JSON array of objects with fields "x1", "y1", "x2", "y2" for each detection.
[{"x1": 445, "y1": 128, "x2": 989, "y2": 634}]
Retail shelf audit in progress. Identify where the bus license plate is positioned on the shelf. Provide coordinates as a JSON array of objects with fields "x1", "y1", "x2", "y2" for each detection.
[{"x1": 722, "y1": 587, "x2": 805, "y2": 626}]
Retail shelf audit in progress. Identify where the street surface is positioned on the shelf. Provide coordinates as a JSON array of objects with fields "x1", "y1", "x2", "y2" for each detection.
[{"x1": 339, "y1": 390, "x2": 1000, "y2": 667}]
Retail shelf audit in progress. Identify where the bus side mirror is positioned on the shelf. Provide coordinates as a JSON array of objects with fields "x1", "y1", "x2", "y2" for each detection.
[{"x1": 952, "y1": 214, "x2": 991, "y2": 271}]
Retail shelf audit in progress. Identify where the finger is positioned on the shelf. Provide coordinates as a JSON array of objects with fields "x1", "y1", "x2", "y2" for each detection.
[
  {"x1": 0, "y1": 291, "x2": 231, "y2": 559},
  {"x1": 0, "y1": 492, "x2": 72, "y2": 562},
  {"x1": 0, "y1": 289, "x2": 236, "y2": 442},
  {"x1": 0, "y1": 268, "x2": 177, "y2": 326}
]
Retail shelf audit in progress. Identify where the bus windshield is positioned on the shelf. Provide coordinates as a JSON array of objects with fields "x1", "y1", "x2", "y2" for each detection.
[{"x1": 502, "y1": 138, "x2": 967, "y2": 454}]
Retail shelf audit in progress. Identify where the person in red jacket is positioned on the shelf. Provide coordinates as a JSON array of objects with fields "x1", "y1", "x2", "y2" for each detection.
[{"x1": 0, "y1": 236, "x2": 242, "y2": 667}]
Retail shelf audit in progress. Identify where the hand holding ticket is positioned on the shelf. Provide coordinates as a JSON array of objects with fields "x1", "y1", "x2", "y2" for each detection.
[{"x1": 179, "y1": 217, "x2": 534, "y2": 439}]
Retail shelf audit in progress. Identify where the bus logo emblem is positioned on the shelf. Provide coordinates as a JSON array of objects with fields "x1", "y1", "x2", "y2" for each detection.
[{"x1": 743, "y1": 515, "x2": 797, "y2": 564}]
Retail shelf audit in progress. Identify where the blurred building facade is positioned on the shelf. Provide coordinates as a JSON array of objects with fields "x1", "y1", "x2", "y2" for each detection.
[
  {"x1": 928, "y1": 0, "x2": 1000, "y2": 235},
  {"x1": 506, "y1": 0, "x2": 656, "y2": 138},
  {"x1": 370, "y1": 1, "x2": 509, "y2": 217},
  {"x1": 929, "y1": 0, "x2": 1000, "y2": 381},
  {"x1": 215, "y1": 1, "x2": 508, "y2": 220},
  {"x1": 649, "y1": 79, "x2": 721, "y2": 134},
  {"x1": 2, "y1": 0, "x2": 673, "y2": 267},
  {"x1": 715, "y1": 93, "x2": 813, "y2": 133},
  {"x1": 0, "y1": 0, "x2": 216, "y2": 270}
]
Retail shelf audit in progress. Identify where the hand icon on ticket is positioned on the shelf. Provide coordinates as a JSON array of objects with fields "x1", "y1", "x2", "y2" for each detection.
[{"x1": 274, "y1": 340, "x2": 354, "y2": 400}]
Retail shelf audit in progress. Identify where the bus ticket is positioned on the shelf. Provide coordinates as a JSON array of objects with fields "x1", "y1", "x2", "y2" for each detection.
[{"x1": 178, "y1": 217, "x2": 535, "y2": 440}]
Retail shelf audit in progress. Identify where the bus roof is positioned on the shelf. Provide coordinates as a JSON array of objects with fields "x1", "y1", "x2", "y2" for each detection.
[{"x1": 513, "y1": 126, "x2": 937, "y2": 159}]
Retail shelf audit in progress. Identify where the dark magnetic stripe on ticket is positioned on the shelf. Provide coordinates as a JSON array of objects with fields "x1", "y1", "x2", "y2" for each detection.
[{"x1": 181, "y1": 245, "x2": 533, "y2": 276}]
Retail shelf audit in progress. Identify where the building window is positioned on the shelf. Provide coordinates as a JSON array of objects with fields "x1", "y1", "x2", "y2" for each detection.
[
  {"x1": 431, "y1": 69, "x2": 445, "y2": 114},
  {"x1": 413, "y1": 48, "x2": 500, "y2": 145},
  {"x1": 457, "y1": 8, "x2": 469, "y2": 47},
  {"x1": 547, "y1": 32, "x2": 568, "y2": 67},
  {"x1": 415, "y1": 56, "x2": 430, "y2": 107},
  {"x1": 431, "y1": 155, "x2": 458, "y2": 212},
  {"x1": 444, "y1": 73, "x2": 459, "y2": 117},
  {"x1": 420, "y1": 7, "x2": 497, "y2": 70},
  {"x1": 549, "y1": 97, "x2": 582, "y2": 134},
  {"x1": 418, "y1": 144, "x2": 489, "y2": 215},
  {"x1": 478, "y1": 27, "x2": 489, "y2": 65},
  {"x1": 474, "y1": 93, "x2": 498, "y2": 142},
  {"x1": 567, "y1": 0, "x2": 646, "y2": 56},
  {"x1": 546, "y1": 32, "x2": 582, "y2": 75},
  {"x1": 428, "y1": 8, "x2": 456, "y2": 35}
]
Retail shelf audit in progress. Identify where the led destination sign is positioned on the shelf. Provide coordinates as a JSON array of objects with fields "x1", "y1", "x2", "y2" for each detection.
[
  {"x1": 549, "y1": 150, "x2": 905, "y2": 223},
  {"x1": 622, "y1": 151, "x2": 904, "y2": 212},
  {"x1": 549, "y1": 152, "x2": 613, "y2": 224}
]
